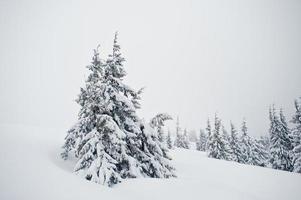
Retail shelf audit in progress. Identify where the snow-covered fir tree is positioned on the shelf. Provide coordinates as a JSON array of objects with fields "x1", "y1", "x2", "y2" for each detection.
[
  {"x1": 152, "y1": 113, "x2": 171, "y2": 144},
  {"x1": 205, "y1": 119, "x2": 212, "y2": 151},
  {"x1": 174, "y1": 117, "x2": 189, "y2": 149},
  {"x1": 174, "y1": 132, "x2": 182, "y2": 148},
  {"x1": 183, "y1": 129, "x2": 190, "y2": 149},
  {"x1": 249, "y1": 138, "x2": 269, "y2": 167},
  {"x1": 207, "y1": 114, "x2": 228, "y2": 160},
  {"x1": 174, "y1": 132, "x2": 189, "y2": 149},
  {"x1": 269, "y1": 106, "x2": 293, "y2": 171},
  {"x1": 221, "y1": 125, "x2": 232, "y2": 161},
  {"x1": 229, "y1": 122, "x2": 243, "y2": 163},
  {"x1": 149, "y1": 113, "x2": 172, "y2": 156},
  {"x1": 239, "y1": 119, "x2": 254, "y2": 164},
  {"x1": 258, "y1": 135, "x2": 270, "y2": 153},
  {"x1": 196, "y1": 129, "x2": 207, "y2": 151},
  {"x1": 140, "y1": 114, "x2": 175, "y2": 178},
  {"x1": 62, "y1": 33, "x2": 175, "y2": 186},
  {"x1": 291, "y1": 98, "x2": 301, "y2": 173},
  {"x1": 166, "y1": 129, "x2": 173, "y2": 149},
  {"x1": 291, "y1": 99, "x2": 301, "y2": 149},
  {"x1": 174, "y1": 117, "x2": 181, "y2": 147}
]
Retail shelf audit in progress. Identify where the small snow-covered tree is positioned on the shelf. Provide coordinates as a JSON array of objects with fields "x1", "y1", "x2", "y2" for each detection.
[
  {"x1": 174, "y1": 117, "x2": 189, "y2": 149},
  {"x1": 269, "y1": 106, "x2": 293, "y2": 171},
  {"x1": 139, "y1": 114, "x2": 175, "y2": 178},
  {"x1": 239, "y1": 119, "x2": 253, "y2": 164},
  {"x1": 174, "y1": 133, "x2": 182, "y2": 148},
  {"x1": 205, "y1": 119, "x2": 212, "y2": 151},
  {"x1": 291, "y1": 98, "x2": 301, "y2": 173},
  {"x1": 258, "y1": 135, "x2": 270, "y2": 153},
  {"x1": 174, "y1": 132, "x2": 189, "y2": 149},
  {"x1": 62, "y1": 33, "x2": 175, "y2": 186},
  {"x1": 196, "y1": 129, "x2": 207, "y2": 151},
  {"x1": 174, "y1": 117, "x2": 182, "y2": 147},
  {"x1": 207, "y1": 114, "x2": 228, "y2": 160},
  {"x1": 249, "y1": 138, "x2": 269, "y2": 167},
  {"x1": 228, "y1": 122, "x2": 243, "y2": 163},
  {"x1": 221, "y1": 125, "x2": 232, "y2": 161},
  {"x1": 293, "y1": 144, "x2": 301, "y2": 173},
  {"x1": 166, "y1": 129, "x2": 173, "y2": 149},
  {"x1": 183, "y1": 129, "x2": 190, "y2": 149},
  {"x1": 151, "y1": 113, "x2": 171, "y2": 144},
  {"x1": 150, "y1": 113, "x2": 172, "y2": 157}
]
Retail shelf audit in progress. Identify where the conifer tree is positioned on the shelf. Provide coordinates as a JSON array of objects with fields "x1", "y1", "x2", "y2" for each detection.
[
  {"x1": 249, "y1": 138, "x2": 269, "y2": 167},
  {"x1": 174, "y1": 117, "x2": 189, "y2": 149},
  {"x1": 166, "y1": 129, "x2": 173, "y2": 149},
  {"x1": 291, "y1": 98, "x2": 301, "y2": 173},
  {"x1": 62, "y1": 33, "x2": 175, "y2": 186},
  {"x1": 139, "y1": 114, "x2": 175, "y2": 178},
  {"x1": 207, "y1": 114, "x2": 228, "y2": 159},
  {"x1": 205, "y1": 119, "x2": 212, "y2": 151},
  {"x1": 150, "y1": 113, "x2": 171, "y2": 144},
  {"x1": 280, "y1": 108, "x2": 293, "y2": 151},
  {"x1": 183, "y1": 129, "x2": 190, "y2": 149},
  {"x1": 196, "y1": 129, "x2": 207, "y2": 151},
  {"x1": 174, "y1": 117, "x2": 182, "y2": 148},
  {"x1": 149, "y1": 113, "x2": 172, "y2": 156},
  {"x1": 221, "y1": 125, "x2": 232, "y2": 160},
  {"x1": 229, "y1": 122, "x2": 243, "y2": 163},
  {"x1": 269, "y1": 106, "x2": 293, "y2": 171},
  {"x1": 240, "y1": 119, "x2": 253, "y2": 164},
  {"x1": 258, "y1": 135, "x2": 270, "y2": 153}
]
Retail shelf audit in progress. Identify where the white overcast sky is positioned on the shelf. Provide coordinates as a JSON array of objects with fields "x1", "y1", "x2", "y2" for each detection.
[{"x1": 1, "y1": 0, "x2": 301, "y2": 137}]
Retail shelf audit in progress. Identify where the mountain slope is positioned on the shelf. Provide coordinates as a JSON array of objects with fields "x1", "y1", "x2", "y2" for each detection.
[{"x1": 0, "y1": 124, "x2": 300, "y2": 200}]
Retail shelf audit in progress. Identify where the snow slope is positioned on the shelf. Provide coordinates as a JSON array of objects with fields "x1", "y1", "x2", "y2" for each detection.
[{"x1": 0, "y1": 124, "x2": 300, "y2": 200}]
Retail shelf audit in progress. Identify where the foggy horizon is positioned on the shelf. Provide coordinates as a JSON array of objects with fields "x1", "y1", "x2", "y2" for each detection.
[{"x1": 1, "y1": 0, "x2": 301, "y2": 137}]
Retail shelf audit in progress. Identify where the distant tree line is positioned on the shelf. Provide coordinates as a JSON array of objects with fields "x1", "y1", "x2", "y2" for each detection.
[{"x1": 164, "y1": 98, "x2": 301, "y2": 174}]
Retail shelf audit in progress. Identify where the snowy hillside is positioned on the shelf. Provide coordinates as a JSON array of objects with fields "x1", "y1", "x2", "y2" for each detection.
[{"x1": 0, "y1": 124, "x2": 300, "y2": 200}]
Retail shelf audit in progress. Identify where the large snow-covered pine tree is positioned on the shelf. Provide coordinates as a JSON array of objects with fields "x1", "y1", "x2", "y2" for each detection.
[{"x1": 62, "y1": 33, "x2": 175, "y2": 186}]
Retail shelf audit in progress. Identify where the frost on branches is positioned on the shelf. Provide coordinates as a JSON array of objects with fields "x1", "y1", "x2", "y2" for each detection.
[{"x1": 62, "y1": 33, "x2": 175, "y2": 186}]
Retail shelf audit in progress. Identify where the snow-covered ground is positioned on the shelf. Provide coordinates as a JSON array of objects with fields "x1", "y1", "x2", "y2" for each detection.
[{"x1": 0, "y1": 124, "x2": 300, "y2": 200}]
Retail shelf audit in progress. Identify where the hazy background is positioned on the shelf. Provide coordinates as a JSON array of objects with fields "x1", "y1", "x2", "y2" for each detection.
[{"x1": 1, "y1": 0, "x2": 301, "y2": 137}]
